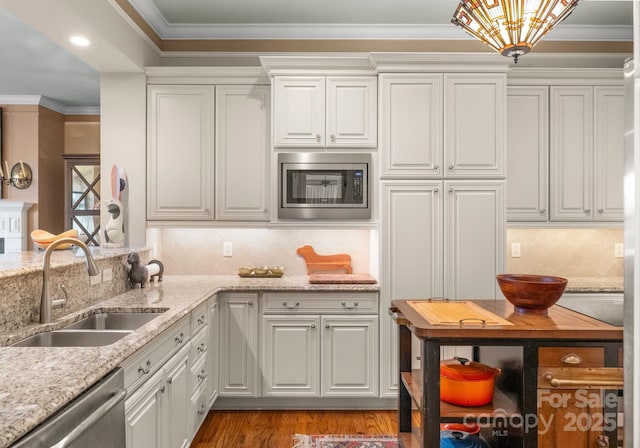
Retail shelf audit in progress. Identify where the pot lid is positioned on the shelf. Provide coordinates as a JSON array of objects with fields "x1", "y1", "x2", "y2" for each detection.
[
  {"x1": 440, "y1": 430, "x2": 490, "y2": 448},
  {"x1": 440, "y1": 423, "x2": 481, "y2": 435},
  {"x1": 440, "y1": 357, "x2": 499, "y2": 381}
]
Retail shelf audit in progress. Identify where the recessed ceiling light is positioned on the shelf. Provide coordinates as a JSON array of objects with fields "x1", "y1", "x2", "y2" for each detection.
[{"x1": 70, "y1": 36, "x2": 90, "y2": 47}]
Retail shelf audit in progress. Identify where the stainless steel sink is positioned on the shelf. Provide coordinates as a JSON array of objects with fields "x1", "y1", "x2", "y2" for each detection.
[
  {"x1": 64, "y1": 312, "x2": 165, "y2": 331},
  {"x1": 12, "y1": 330, "x2": 131, "y2": 347}
]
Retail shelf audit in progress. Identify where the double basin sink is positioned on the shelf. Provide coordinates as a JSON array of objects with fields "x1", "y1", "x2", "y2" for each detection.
[{"x1": 12, "y1": 311, "x2": 166, "y2": 347}]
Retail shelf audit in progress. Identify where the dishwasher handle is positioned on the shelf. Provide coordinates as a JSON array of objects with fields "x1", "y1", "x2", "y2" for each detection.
[{"x1": 50, "y1": 389, "x2": 127, "y2": 448}]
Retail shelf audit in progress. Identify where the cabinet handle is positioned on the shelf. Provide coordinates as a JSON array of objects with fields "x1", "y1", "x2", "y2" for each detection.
[
  {"x1": 197, "y1": 342, "x2": 207, "y2": 353},
  {"x1": 138, "y1": 359, "x2": 151, "y2": 375},
  {"x1": 585, "y1": 209, "x2": 592, "y2": 214},
  {"x1": 198, "y1": 370, "x2": 207, "y2": 381},
  {"x1": 433, "y1": 164, "x2": 439, "y2": 170},
  {"x1": 561, "y1": 353, "x2": 583, "y2": 365},
  {"x1": 341, "y1": 301, "x2": 358, "y2": 310},
  {"x1": 283, "y1": 301, "x2": 300, "y2": 309},
  {"x1": 539, "y1": 209, "x2": 546, "y2": 214},
  {"x1": 449, "y1": 188, "x2": 454, "y2": 193},
  {"x1": 310, "y1": 324, "x2": 316, "y2": 329},
  {"x1": 175, "y1": 333, "x2": 184, "y2": 344},
  {"x1": 448, "y1": 164, "x2": 454, "y2": 170},
  {"x1": 542, "y1": 372, "x2": 623, "y2": 388},
  {"x1": 598, "y1": 208, "x2": 604, "y2": 214},
  {"x1": 159, "y1": 385, "x2": 166, "y2": 394},
  {"x1": 416, "y1": 356, "x2": 421, "y2": 361},
  {"x1": 248, "y1": 301, "x2": 254, "y2": 306},
  {"x1": 325, "y1": 324, "x2": 330, "y2": 329},
  {"x1": 198, "y1": 315, "x2": 205, "y2": 325},
  {"x1": 434, "y1": 187, "x2": 439, "y2": 193},
  {"x1": 198, "y1": 404, "x2": 207, "y2": 416},
  {"x1": 204, "y1": 208, "x2": 209, "y2": 213},
  {"x1": 316, "y1": 133, "x2": 321, "y2": 141},
  {"x1": 167, "y1": 377, "x2": 173, "y2": 384},
  {"x1": 330, "y1": 134, "x2": 336, "y2": 141}
]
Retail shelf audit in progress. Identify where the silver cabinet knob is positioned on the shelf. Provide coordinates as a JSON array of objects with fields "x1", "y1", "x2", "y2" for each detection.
[
  {"x1": 434, "y1": 187, "x2": 439, "y2": 193},
  {"x1": 539, "y1": 209, "x2": 546, "y2": 214},
  {"x1": 325, "y1": 324, "x2": 330, "y2": 329},
  {"x1": 248, "y1": 301, "x2": 254, "y2": 306},
  {"x1": 316, "y1": 133, "x2": 321, "y2": 141},
  {"x1": 448, "y1": 164, "x2": 454, "y2": 170},
  {"x1": 330, "y1": 134, "x2": 336, "y2": 141},
  {"x1": 585, "y1": 209, "x2": 592, "y2": 214},
  {"x1": 159, "y1": 386, "x2": 166, "y2": 394},
  {"x1": 598, "y1": 209, "x2": 604, "y2": 214},
  {"x1": 311, "y1": 324, "x2": 316, "y2": 329},
  {"x1": 433, "y1": 164, "x2": 439, "y2": 170},
  {"x1": 175, "y1": 333, "x2": 184, "y2": 344}
]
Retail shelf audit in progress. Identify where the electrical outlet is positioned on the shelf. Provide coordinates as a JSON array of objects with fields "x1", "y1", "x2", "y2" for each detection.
[
  {"x1": 90, "y1": 273, "x2": 101, "y2": 285},
  {"x1": 511, "y1": 242, "x2": 521, "y2": 258},
  {"x1": 615, "y1": 243, "x2": 624, "y2": 258},
  {"x1": 102, "y1": 268, "x2": 113, "y2": 282},
  {"x1": 223, "y1": 241, "x2": 233, "y2": 257}
]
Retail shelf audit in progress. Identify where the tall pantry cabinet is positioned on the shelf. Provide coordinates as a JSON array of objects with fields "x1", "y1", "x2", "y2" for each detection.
[{"x1": 378, "y1": 72, "x2": 506, "y2": 397}]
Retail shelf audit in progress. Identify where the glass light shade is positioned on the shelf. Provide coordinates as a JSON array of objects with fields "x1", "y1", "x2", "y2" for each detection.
[{"x1": 452, "y1": 0, "x2": 582, "y2": 62}]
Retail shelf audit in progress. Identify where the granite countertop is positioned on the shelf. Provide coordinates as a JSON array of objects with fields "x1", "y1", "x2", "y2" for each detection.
[
  {"x1": 563, "y1": 276, "x2": 624, "y2": 293},
  {"x1": 0, "y1": 275, "x2": 379, "y2": 448}
]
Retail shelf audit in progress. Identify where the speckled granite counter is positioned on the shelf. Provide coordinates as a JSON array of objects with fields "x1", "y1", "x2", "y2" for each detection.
[
  {"x1": 564, "y1": 276, "x2": 624, "y2": 293},
  {"x1": 0, "y1": 275, "x2": 379, "y2": 448}
]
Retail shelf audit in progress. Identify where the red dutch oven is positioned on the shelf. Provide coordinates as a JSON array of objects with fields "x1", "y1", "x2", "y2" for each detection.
[{"x1": 440, "y1": 356, "x2": 501, "y2": 407}]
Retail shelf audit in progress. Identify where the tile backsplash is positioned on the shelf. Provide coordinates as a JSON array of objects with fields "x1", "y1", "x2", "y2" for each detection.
[
  {"x1": 148, "y1": 227, "x2": 375, "y2": 276},
  {"x1": 506, "y1": 228, "x2": 624, "y2": 278}
]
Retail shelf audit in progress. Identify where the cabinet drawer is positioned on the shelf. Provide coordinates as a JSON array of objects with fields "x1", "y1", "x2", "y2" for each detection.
[
  {"x1": 191, "y1": 353, "x2": 208, "y2": 393},
  {"x1": 538, "y1": 347, "x2": 604, "y2": 368},
  {"x1": 190, "y1": 326, "x2": 208, "y2": 367},
  {"x1": 191, "y1": 381, "x2": 209, "y2": 435},
  {"x1": 191, "y1": 301, "x2": 208, "y2": 335},
  {"x1": 123, "y1": 317, "x2": 190, "y2": 391},
  {"x1": 262, "y1": 292, "x2": 378, "y2": 314}
]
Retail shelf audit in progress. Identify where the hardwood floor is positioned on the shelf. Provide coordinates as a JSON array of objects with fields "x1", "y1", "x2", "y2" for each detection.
[{"x1": 190, "y1": 410, "x2": 398, "y2": 448}]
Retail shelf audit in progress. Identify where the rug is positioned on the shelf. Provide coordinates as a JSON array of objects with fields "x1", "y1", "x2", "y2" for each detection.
[{"x1": 293, "y1": 434, "x2": 399, "y2": 448}]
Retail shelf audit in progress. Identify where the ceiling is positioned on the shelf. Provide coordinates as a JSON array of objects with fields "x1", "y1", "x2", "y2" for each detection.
[{"x1": 0, "y1": 0, "x2": 633, "y2": 113}]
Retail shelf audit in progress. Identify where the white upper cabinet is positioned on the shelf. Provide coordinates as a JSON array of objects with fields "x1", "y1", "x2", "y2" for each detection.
[
  {"x1": 444, "y1": 74, "x2": 506, "y2": 179},
  {"x1": 379, "y1": 73, "x2": 505, "y2": 178},
  {"x1": 550, "y1": 85, "x2": 624, "y2": 222},
  {"x1": 506, "y1": 86, "x2": 549, "y2": 221},
  {"x1": 593, "y1": 86, "x2": 625, "y2": 221},
  {"x1": 215, "y1": 85, "x2": 270, "y2": 221},
  {"x1": 147, "y1": 85, "x2": 214, "y2": 220},
  {"x1": 274, "y1": 76, "x2": 377, "y2": 148},
  {"x1": 379, "y1": 74, "x2": 443, "y2": 178}
]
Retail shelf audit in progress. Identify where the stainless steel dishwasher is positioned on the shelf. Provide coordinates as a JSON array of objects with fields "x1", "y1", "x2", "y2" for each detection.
[{"x1": 11, "y1": 368, "x2": 126, "y2": 448}]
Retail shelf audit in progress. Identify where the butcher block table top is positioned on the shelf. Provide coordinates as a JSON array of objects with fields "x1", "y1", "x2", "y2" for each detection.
[{"x1": 390, "y1": 298, "x2": 623, "y2": 341}]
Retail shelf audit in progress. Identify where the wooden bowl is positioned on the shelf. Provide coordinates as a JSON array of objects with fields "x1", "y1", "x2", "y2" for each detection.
[
  {"x1": 496, "y1": 274, "x2": 568, "y2": 313},
  {"x1": 31, "y1": 229, "x2": 78, "y2": 250}
]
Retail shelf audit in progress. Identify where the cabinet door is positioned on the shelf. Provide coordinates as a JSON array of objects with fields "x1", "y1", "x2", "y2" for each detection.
[
  {"x1": 444, "y1": 74, "x2": 506, "y2": 178},
  {"x1": 219, "y1": 293, "x2": 258, "y2": 396},
  {"x1": 215, "y1": 85, "x2": 270, "y2": 221},
  {"x1": 550, "y1": 86, "x2": 594, "y2": 221},
  {"x1": 326, "y1": 77, "x2": 377, "y2": 148},
  {"x1": 594, "y1": 86, "x2": 624, "y2": 221},
  {"x1": 506, "y1": 86, "x2": 549, "y2": 221},
  {"x1": 379, "y1": 180, "x2": 442, "y2": 396},
  {"x1": 321, "y1": 315, "x2": 378, "y2": 397},
  {"x1": 164, "y1": 345, "x2": 190, "y2": 448},
  {"x1": 147, "y1": 85, "x2": 214, "y2": 220},
  {"x1": 125, "y1": 369, "x2": 165, "y2": 448},
  {"x1": 444, "y1": 180, "x2": 505, "y2": 299},
  {"x1": 273, "y1": 77, "x2": 325, "y2": 147},
  {"x1": 379, "y1": 74, "x2": 443, "y2": 178},
  {"x1": 261, "y1": 315, "x2": 320, "y2": 396},
  {"x1": 207, "y1": 296, "x2": 219, "y2": 406}
]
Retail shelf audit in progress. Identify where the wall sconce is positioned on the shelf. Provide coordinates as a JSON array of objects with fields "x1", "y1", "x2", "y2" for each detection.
[{"x1": 0, "y1": 160, "x2": 32, "y2": 189}]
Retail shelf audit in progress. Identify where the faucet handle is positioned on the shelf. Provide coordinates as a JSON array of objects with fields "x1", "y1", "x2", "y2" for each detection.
[{"x1": 52, "y1": 285, "x2": 69, "y2": 309}]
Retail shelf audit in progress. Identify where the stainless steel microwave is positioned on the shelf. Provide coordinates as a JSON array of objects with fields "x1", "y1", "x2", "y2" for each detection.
[{"x1": 279, "y1": 153, "x2": 371, "y2": 219}]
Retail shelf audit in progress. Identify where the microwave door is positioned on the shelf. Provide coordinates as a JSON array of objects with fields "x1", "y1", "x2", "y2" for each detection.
[{"x1": 305, "y1": 173, "x2": 343, "y2": 203}]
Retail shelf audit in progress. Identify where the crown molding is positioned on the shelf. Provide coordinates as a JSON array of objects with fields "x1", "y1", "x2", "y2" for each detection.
[
  {"x1": 0, "y1": 96, "x2": 99, "y2": 115},
  {"x1": 145, "y1": 66, "x2": 269, "y2": 84}
]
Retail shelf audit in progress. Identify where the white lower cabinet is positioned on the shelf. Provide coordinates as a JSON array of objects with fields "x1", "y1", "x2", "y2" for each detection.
[
  {"x1": 219, "y1": 293, "x2": 258, "y2": 397},
  {"x1": 261, "y1": 292, "x2": 379, "y2": 398},
  {"x1": 125, "y1": 344, "x2": 190, "y2": 448}
]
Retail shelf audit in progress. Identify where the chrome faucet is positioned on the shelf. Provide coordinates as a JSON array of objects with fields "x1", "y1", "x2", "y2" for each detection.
[{"x1": 40, "y1": 237, "x2": 100, "y2": 323}]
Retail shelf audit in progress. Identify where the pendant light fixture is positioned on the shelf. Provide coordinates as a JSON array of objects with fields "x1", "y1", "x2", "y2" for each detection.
[{"x1": 451, "y1": 0, "x2": 582, "y2": 63}]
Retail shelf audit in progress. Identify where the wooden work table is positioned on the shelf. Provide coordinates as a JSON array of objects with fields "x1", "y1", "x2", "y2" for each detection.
[{"x1": 390, "y1": 299, "x2": 623, "y2": 448}]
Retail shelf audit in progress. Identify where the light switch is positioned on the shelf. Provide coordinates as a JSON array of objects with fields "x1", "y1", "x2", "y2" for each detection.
[
  {"x1": 223, "y1": 241, "x2": 233, "y2": 257},
  {"x1": 615, "y1": 243, "x2": 624, "y2": 258},
  {"x1": 511, "y1": 243, "x2": 521, "y2": 258}
]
